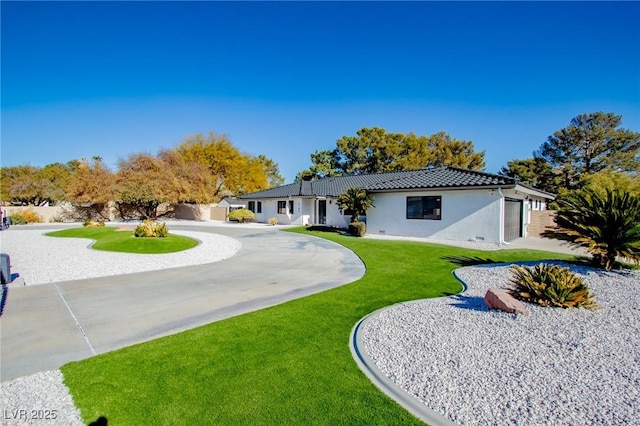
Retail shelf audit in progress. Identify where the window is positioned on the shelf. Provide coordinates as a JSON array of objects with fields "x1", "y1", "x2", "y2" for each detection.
[
  {"x1": 278, "y1": 200, "x2": 294, "y2": 214},
  {"x1": 407, "y1": 196, "x2": 441, "y2": 220},
  {"x1": 257, "y1": 201, "x2": 262, "y2": 214},
  {"x1": 247, "y1": 201, "x2": 255, "y2": 212}
]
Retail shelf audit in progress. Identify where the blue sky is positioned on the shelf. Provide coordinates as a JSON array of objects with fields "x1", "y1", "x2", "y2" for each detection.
[{"x1": 2, "y1": 1, "x2": 639, "y2": 183}]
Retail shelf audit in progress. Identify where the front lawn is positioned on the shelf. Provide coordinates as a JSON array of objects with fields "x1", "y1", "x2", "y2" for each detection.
[
  {"x1": 61, "y1": 228, "x2": 571, "y2": 425},
  {"x1": 46, "y1": 226, "x2": 199, "y2": 254}
]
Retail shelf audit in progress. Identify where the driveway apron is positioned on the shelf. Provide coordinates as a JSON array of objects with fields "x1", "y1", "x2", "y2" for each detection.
[{"x1": 0, "y1": 226, "x2": 365, "y2": 381}]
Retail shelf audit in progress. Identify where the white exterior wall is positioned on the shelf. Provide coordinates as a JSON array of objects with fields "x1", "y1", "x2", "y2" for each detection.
[
  {"x1": 244, "y1": 198, "x2": 310, "y2": 225},
  {"x1": 367, "y1": 189, "x2": 503, "y2": 243},
  {"x1": 243, "y1": 197, "x2": 350, "y2": 227},
  {"x1": 324, "y1": 198, "x2": 351, "y2": 227}
]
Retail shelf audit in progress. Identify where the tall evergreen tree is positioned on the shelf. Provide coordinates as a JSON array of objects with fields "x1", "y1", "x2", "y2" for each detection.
[{"x1": 538, "y1": 112, "x2": 640, "y2": 189}]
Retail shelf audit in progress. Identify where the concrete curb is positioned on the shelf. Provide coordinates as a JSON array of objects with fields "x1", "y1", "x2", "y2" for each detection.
[
  {"x1": 350, "y1": 305, "x2": 459, "y2": 426},
  {"x1": 348, "y1": 270, "x2": 470, "y2": 425}
]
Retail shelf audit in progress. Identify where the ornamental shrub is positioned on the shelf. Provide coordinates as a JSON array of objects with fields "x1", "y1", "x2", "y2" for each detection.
[
  {"x1": 509, "y1": 263, "x2": 598, "y2": 309},
  {"x1": 83, "y1": 219, "x2": 105, "y2": 227},
  {"x1": 8, "y1": 207, "x2": 44, "y2": 224},
  {"x1": 134, "y1": 220, "x2": 168, "y2": 238},
  {"x1": 228, "y1": 209, "x2": 255, "y2": 223},
  {"x1": 348, "y1": 222, "x2": 366, "y2": 237},
  {"x1": 7, "y1": 215, "x2": 26, "y2": 225}
]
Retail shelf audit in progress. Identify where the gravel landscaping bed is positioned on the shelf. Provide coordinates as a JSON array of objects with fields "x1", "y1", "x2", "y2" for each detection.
[
  {"x1": 0, "y1": 228, "x2": 241, "y2": 285},
  {"x1": 361, "y1": 261, "x2": 640, "y2": 425}
]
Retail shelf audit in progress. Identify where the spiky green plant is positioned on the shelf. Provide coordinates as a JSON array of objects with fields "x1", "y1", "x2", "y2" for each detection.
[
  {"x1": 509, "y1": 263, "x2": 598, "y2": 309},
  {"x1": 542, "y1": 188, "x2": 640, "y2": 270}
]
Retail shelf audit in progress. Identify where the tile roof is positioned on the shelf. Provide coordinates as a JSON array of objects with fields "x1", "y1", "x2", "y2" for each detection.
[{"x1": 240, "y1": 167, "x2": 520, "y2": 199}]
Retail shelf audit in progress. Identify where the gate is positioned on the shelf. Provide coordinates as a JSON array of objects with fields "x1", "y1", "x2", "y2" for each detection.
[{"x1": 504, "y1": 198, "x2": 523, "y2": 241}]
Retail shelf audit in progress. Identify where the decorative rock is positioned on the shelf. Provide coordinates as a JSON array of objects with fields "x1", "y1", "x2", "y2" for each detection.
[{"x1": 484, "y1": 288, "x2": 527, "y2": 314}]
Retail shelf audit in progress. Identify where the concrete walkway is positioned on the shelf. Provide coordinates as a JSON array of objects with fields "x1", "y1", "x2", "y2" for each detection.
[{"x1": 0, "y1": 225, "x2": 365, "y2": 382}]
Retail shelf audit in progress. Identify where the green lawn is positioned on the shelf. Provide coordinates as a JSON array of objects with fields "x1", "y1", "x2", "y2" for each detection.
[
  {"x1": 46, "y1": 226, "x2": 199, "y2": 254},
  {"x1": 61, "y1": 228, "x2": 572, "y2": 425}
]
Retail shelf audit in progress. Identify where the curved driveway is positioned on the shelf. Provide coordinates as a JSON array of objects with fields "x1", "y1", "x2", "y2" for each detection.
[{"x1": 0, "y1": 225, "x2": 365, "y2": 382}]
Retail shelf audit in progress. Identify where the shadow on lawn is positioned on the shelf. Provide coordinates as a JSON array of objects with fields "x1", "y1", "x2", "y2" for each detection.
[
  {"x1": 441, "y1": 255, "x2": 500, "y2": 267},
  {"x1": 89, "y1": 416, "x2": 108, "y2": 425}
]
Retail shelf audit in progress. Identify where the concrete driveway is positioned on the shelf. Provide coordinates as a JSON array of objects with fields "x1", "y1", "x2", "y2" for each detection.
[{"x1": 0, "y1": 225, "x2": 365, "y2": 382}]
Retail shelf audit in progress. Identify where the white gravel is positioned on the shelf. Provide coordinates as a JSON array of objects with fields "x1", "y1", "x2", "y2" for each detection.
[
  {"x1": 0, "y1": 227, "x2": 241, "y2": 285},
  {"x1": 361, "y1": 261, "x2": 640, "y2": 425},
  {"x1": 0, "y1": 371, "x2": 83, "y2": 426}
]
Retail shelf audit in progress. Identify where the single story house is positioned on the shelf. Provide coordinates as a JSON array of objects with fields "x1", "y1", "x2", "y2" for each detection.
[{"x1": 239, "y1": 167, "x2": 554, "y2": 244}]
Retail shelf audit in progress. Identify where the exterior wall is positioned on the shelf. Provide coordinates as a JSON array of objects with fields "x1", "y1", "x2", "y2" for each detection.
[
  {"x1": 366, "y1": 189, "x2": 503, "y2": 243},
  {"x1": 245, "y1": 198, "x2": 300, "y2": 225},
  {"x1": 528, "y1": 210, "x2": 557, "y2": 237},
  {"x1": 242, "y1": 197, "x2": 350, "y2": 227},
  {"x1": 173, "y1": 203, "x2": 213, "y2": 220},
  {"x1": 324, "y1": 198, "x2": 351, "y2": 227},
  {"x1": 2, "y1": 203, "x2": 221, "y2": 223},
  {"x1": 2, "y1": 205, "x2": 68, "y2": 223}
]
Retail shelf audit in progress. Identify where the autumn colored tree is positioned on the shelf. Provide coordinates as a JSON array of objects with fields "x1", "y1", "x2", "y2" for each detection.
[
  {"x1": 65, "y1": 158, "x2": 115, "y2": 219},
  {"x1": 157, "y1": 149, "x2": 216, "y2": 204},
  {"x1": 0, "y1": 163, "x2": 73, "y2": 205},
  {"x1": 36, "y1": 163, "x2": 73, "y2": 204},
  {"x1": 114, "y1": 153, "x2": 180, "y2": 219},
  {"x1": 176, "y1": 132, "x2": 271, "y2": 198},
  {"x1": 0, "y1": 165, "x2": 41, "y2": 205}
]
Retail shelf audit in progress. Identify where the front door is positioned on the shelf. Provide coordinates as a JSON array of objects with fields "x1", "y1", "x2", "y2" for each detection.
[{"x1": 318, "y1": 200, "x2": 327, "y2": 224}]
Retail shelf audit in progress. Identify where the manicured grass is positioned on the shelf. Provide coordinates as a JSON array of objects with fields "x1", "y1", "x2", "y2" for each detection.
[
  {"x1": 61, "y1": 228, "x2": 572, "y2": 425},
  {"x1": 46, "y1": 226, "x2": 199, "y2": 254}
]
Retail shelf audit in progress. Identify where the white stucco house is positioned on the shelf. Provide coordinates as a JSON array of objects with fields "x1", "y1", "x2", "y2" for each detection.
[{"x1": 239, "y1": 167, "x2": 554, "y2": 244}]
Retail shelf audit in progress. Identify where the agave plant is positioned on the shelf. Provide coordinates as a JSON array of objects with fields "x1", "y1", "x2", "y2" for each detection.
[
  {"x1": 543, "y1": 188, "x2": 640, "y2": 270},
  {"x1": 509, "y1": 263, "x2": 598, "y2": 309}
]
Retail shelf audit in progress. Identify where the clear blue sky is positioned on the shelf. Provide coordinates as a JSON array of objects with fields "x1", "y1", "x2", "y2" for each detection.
[{"x1": 2, "y1": 1, "x2": 639, "y2": 183}]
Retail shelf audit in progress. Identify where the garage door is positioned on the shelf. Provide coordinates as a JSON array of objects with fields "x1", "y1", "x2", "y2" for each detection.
[{"x1": 504, "y1": 198, "x2": 523, "y2": 241}]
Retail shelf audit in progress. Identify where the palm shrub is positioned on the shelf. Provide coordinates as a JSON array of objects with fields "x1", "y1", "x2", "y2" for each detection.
[
  {"x1": 348, "y1": 222, "x2": 366, "y2": 237},
  {"x1": 227, "y1": 208, "x2": 255, "y2": 223},
  {"x1": 542, "y1": 188, "x2": 640, "y2": 270},
  {"x1": 509, "y1": 263, "x2": 598, "y2": 309},
  {"x1": 337, "y1": 187, "x2": 375, "y2": 223},
  {"x1": 134, "y1": 220, "x2": 168, "y2": 238}
]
